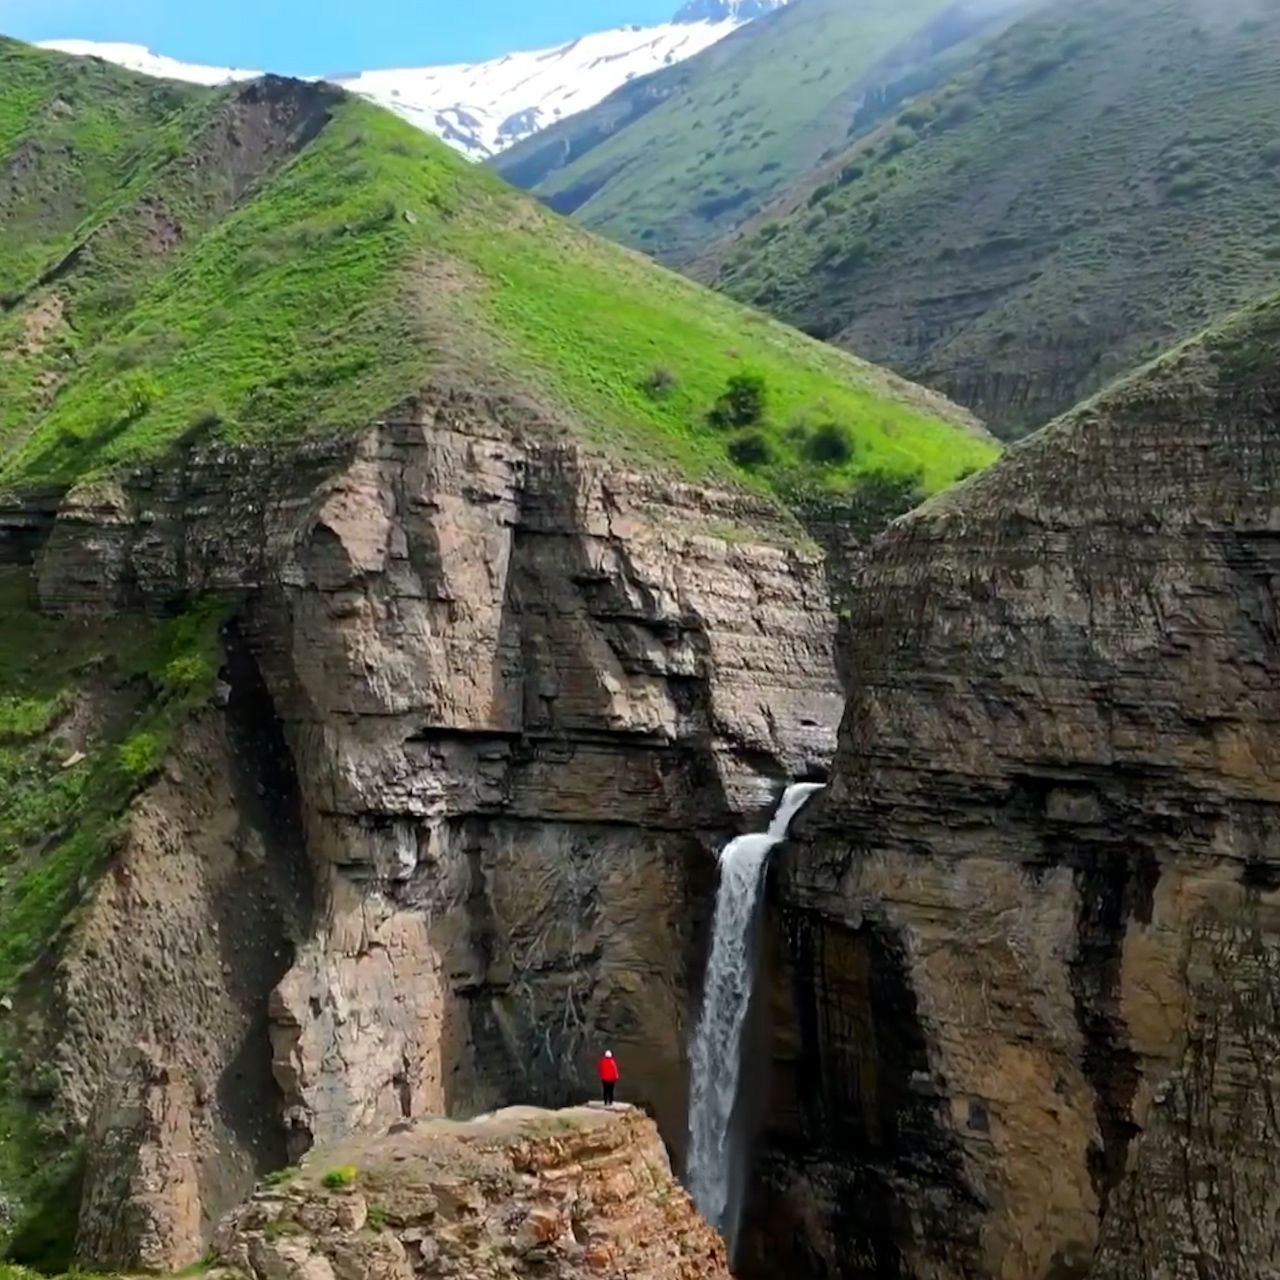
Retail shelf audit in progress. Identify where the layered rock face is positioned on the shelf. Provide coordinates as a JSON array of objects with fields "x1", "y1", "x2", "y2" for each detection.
[
  {"x1": 14, "y1": 389, "x2": 842, "y2": 1268},
  {"x1": 741, "y1": 300, "x2": 1280, "y2": 1278},
  {"x1": 215, "y1": 1104, "x2": 730, "y2": 1280}
]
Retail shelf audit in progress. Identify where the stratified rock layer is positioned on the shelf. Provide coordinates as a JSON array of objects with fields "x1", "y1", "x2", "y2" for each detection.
[
  {"x1": 7, "y1": 388, "x2": 842, "y2": 1268},
  {"x1": 214, "y1": 1104, "x2": 730, "y2": 1280},
  {"x1": 745, "y1": 298, "x2": 1280, "y2": 1278}
]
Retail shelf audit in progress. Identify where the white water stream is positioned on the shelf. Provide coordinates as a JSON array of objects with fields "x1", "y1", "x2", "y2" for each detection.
[{"x1": 686, "y1": 781, "x2": 824, "y2": 1249}]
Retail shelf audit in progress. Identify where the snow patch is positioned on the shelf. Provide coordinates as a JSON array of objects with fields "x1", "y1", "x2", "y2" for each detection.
[
  {"x1": 35, "y1": 2, "x2": 786, "y2": 161},
  {"x1": 36, "y1": 39, "x2": 260, "y2": 87},
  {"x1": 335, "y1": 20, "x2": 742, "y2": 159}
]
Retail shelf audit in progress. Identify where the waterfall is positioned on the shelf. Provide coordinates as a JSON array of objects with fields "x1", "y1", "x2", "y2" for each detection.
[{"x1": 686, "y1": 781, "x2": 824, "y2": 1251}]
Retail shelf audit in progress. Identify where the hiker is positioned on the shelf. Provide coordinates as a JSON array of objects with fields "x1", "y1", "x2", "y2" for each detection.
[{"x1": 598, "y1": 1049, "x2": 619, "y2": 1106}]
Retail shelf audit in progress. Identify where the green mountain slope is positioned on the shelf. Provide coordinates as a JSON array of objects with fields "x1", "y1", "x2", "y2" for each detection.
[
  {"x1": 0, "y1": 37, "x2": 994, "y2": 511},
  {"x1": 490, "y1": 0, "x2": 1031, "y2": 266},
  {"x1": 700, "y1": 0, "x2": 1280, "y2": 437}
]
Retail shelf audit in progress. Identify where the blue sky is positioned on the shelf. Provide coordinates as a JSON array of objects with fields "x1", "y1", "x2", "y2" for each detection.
[{"x1": 0, "y1": 0, "x2": 683, "y2": 72}]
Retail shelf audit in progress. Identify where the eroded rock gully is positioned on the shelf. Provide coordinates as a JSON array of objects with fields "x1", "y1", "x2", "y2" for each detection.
[
  {"x1": 6, "y1": 389, "x2": 842, "y2": 1269},
  {"x1": 740, "y1": 316, "x2": 1280, "y2": 1278}
]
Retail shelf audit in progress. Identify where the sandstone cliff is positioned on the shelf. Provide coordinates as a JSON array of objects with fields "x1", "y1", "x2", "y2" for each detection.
[
  {"x1": 742, "y1": 296, "x2": 1280, "y2": 1278},
  {"x1": 215, "y1": 1104, "x2": 729, "y2": 1280},
  {"x1": 1, "y1": 388, "x2": 842, "y2": 1269}
]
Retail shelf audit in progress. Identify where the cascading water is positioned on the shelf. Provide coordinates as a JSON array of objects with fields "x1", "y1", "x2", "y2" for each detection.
[{"x1": 686, "y1": 781, "x2": 824, "y2": 1251}]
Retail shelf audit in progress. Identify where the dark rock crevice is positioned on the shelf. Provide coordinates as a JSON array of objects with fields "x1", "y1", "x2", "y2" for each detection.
[
  {"x1": 213, "y1": 617, "x2": 316, "y2": 1181},
  {"x1": 738, "y1": 902, "x2": 979, "y2": 1280}
]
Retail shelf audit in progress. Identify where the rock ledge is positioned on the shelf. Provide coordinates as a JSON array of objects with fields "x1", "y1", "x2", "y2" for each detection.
[{"x1": 215, "y1": 1104, "x2": 729, "y2": 1280}]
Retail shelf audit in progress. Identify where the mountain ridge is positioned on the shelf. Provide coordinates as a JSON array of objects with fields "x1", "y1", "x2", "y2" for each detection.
[
  {"x1": 0, "y1": 36, "x2": 993, "y2": 502},
  {"x1": 32, "y1": 0, "x2": 788, "y2": 160},
  {"x1": 699, "y1": 0, "x2": 1280, "y2": 435},
  {"x1": 491, "y1": 0, "x2": 1033, "y2": 264}
]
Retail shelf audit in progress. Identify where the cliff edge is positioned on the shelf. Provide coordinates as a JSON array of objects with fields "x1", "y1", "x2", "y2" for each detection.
[{"x1": 215, "y1": 1104, "x2": 730, "y2": 1280}]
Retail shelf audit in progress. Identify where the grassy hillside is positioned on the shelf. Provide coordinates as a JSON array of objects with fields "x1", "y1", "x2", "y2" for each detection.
[
  {"x1": 0, "y1": 37, "x2": 994, "y2": 514},
  {"x1": 702, "y1": 0, "x2": 1280, "y2": 437},
  {"x1": 0, "y1": 571, "x2": 227, "y2": 1269},
  {"x1": 491, "y1": 0, "x2": 1031, "y2": 266}
]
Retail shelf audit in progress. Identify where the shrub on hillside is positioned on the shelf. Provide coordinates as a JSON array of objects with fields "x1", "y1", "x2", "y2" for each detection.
[
  {"x1": 940, "y1": 94, "x2": 979, "y2": 127},
  {"x1": 640, "y1": 366, "x2": 678, "y2": 399},
  {"x1": 883, "y1": 127, "x2": 917, "y2": 157},
  {"x1": 803, "y1": 422, "x2": 854, "y2": 465},
  {"x1": 897, "y1": 104, "x2": 934, "y2": 130},
  {"x1": 118, "y1": 372, "x2": 160, "y2": 420},
  {"x1": 708, "y1": 372, "x2": 767, "y2": 428},
  {"x1": 116, "y1": 731, "x2": 164, "y2": 783},
  {"x1": 727, "y1": 430, "x2": 773, "y2": 469},
  {"x1": 819, "y1": 238, "x2": 871, "y2": 272}
]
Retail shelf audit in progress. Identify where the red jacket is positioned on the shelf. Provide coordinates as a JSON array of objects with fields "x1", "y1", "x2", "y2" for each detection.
[{"x1": 598, "y1": 1055, "x2": 619, "y2": 1083}]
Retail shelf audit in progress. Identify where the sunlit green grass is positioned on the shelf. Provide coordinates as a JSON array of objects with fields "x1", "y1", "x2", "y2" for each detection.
[{"x1": 2, "y1": 76, "x2": 994, "y2": 499}]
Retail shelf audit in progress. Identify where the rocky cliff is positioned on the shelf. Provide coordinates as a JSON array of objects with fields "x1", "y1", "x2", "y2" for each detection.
[
  {"x1": 215, "y1": 1103, "x2": 730, "y2": 1280},
  {"x1": 1, "y1": 387, "x2": 842, "y2": 1269},
  {"x1": 741, "y1": 295, "x2": 1280, "y2": 1278}
]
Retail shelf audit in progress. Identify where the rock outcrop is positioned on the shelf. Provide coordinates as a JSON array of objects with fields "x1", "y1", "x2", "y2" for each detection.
[
  {"x1": 741, "y1": 296, "x2": 1280, "y2": 1278},
  {"x1": 6, "y1": 387, "x2": 842, "y2": 1268},
  {"x1": 215, "y1": 1104, "x2": 729, "y2": 1280}
]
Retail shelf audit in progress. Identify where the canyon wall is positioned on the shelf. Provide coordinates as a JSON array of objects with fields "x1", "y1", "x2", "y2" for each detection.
[
  {"x1": 5, "y1": 388, "x2": 843, "y2": 1268},
  {"x1": 742, "y1": 301, "x2": 1280, "y2": 1278}
]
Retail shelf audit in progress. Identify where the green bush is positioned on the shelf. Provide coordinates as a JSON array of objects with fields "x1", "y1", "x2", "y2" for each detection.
[
  {"x1": 727, "y1": 430, "x2": 773, "y2": 468},
  {"x1": 162, "y1": 652, "x2": 214, "y2": 696},
  {"x1": 708, "y1": 372, "x2": 767, "y2": 429},
  {"x1": 116, "y1": 371, "x2": 161, "y2": 420},
  {"x1": 897, "y1": 104, "x2": 934, "y2": 129},
  {"x1": 883, "y1": 127, "x2": 917, "y2": 157},
  {"x1": 940, "y1": 94, "x2": 978, "y2": 127},
  {"x1": 803, "y1": 422, "x2": 854, "y2": 465},
  {"x1": 322, "y1": 1165, "x2": 359, "y2": 1190},
  {"x1": 116, "y1": 731, "x2": 165, "y2": 782},
  {"x1": 639, "y1": 366, "x2": 678, "y2": 399}
]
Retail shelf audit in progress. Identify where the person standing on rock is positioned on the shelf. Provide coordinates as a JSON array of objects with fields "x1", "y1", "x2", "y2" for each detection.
[{"x1": 598, "y1": 1049, "x2": 619, "y2": 1106}]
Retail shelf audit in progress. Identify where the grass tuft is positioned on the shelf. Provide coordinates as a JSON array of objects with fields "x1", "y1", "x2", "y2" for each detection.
[{"x1": 322, "y1": 1166, "x2": 359, "y2": 1191}]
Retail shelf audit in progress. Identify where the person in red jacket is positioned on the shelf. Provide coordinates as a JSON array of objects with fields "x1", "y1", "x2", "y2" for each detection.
[{"x1": 598, "y1": 1049, "x2": 619, "y2": 1106}]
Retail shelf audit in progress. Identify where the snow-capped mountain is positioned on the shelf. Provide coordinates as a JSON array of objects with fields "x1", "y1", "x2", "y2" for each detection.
[
  {"x1": 335, "y1": 19, "x2": 742, "y2": 159},
  {"x1": 34, "y1": 40, "x2": 263, "y2": 87},
  {"x1": 36, "y1": 2, "x2": 785, "y2": 160}
]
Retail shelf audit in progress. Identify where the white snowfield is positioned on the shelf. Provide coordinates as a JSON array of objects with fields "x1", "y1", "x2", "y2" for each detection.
[
  {"x1": 36, "y1": 39, "x2": 262, "y2": 87},
  {"x1": 337, "y1": 19, "x2": 739, "y2": 159},
  {"x1": 37, "y1": 3, "x2": 779, "y2": 161}
]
